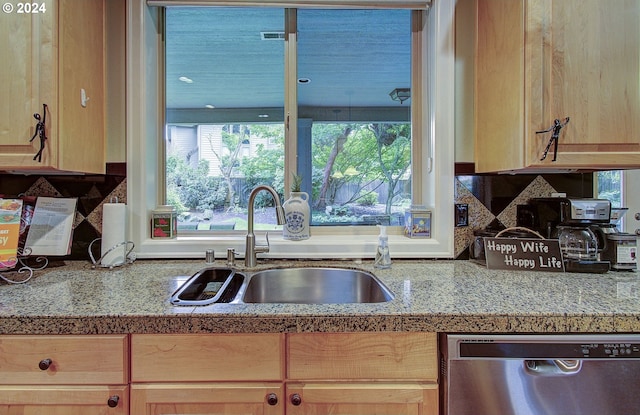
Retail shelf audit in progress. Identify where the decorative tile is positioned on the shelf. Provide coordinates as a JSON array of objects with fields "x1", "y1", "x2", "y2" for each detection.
[
  {"x1": 24, "y1": 177, "x2": 62, "y2": 197},
  {"x1": 86, "y1": 179, "x2": 128, "y2": 234}
]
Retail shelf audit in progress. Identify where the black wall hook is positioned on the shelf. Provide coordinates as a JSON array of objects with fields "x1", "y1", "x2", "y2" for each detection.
[
  {"x1": 29, "y1": 103, "x2": 48, "y2": 162},
  {"x1": 536, "y1": 117, "x2": 570, "y2": 162}
]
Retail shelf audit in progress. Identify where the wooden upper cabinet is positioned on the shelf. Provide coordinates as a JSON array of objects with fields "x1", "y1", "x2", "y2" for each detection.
[
  {"x1": 0, "y1": 0, "x2": 106, "y2": 173},
  {"x1": 474, "y1": 0, "x2": 640, "y2": 173}
]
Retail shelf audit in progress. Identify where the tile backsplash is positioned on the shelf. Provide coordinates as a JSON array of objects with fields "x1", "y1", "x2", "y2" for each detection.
[
  {"x1": 0, "y1": 167, "x2": 126, "y2": 260},
  {"x1": 0, "y1": 167, "x2": 593, "y2": 261},
  {"x1": 453, "y1": 173, "x2": 594, "y2": 258}
]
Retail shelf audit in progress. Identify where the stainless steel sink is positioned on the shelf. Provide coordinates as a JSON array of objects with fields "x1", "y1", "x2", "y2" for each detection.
[{"x1": 240, "y1": 267, "x2": 394, "y2": 304}]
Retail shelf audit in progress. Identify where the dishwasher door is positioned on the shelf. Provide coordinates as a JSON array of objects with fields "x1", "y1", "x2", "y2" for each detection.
[{"x1": 441, "y1": 334, "x2": 640, "y2": 415}]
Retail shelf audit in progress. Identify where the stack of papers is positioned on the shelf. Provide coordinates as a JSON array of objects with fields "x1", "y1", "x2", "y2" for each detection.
[{"x1": 24, "y1": 197, "x2": 77, "y2": 257}]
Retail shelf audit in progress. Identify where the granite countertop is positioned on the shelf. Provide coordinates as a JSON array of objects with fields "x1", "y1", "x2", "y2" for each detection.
[{"x1": 1, "y1": 259, "x2": 639, "y2": 335}]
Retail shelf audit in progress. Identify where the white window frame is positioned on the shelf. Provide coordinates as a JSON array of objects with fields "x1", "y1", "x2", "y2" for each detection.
[{"x1": 126, "y1": 0, "x2": 455, "y2": 259}]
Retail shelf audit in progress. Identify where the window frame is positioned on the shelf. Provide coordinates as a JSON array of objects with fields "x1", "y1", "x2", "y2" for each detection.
[{"x1": 126, "y1": 0, "x2": 455, "y2": 259}]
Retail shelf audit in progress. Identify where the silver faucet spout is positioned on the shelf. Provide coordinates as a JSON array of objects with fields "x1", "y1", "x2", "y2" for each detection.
[{"x1": 245, "y1": 185, "x2": 285, "y2": 267}]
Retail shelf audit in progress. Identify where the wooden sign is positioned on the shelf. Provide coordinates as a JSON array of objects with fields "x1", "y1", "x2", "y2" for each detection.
[{"x1": 484, "y1": 237, "x2": 565, "y2": 272}]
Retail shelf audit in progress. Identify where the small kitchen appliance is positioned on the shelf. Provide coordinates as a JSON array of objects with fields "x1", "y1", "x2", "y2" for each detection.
[
  {"x1": 600, "y1": 207, "x2": 637, "y2": 270},
  {"x1": 519, "y1": 197, "x2": 611, "y2": 238},
  {"x1": 518, "y1": 198, "x2": 611, "y2": 273}
]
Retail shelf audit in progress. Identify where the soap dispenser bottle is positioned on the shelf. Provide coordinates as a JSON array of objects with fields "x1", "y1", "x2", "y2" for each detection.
[{"x1": 374, "y1": 225, "x2": 392, "y2": 269}]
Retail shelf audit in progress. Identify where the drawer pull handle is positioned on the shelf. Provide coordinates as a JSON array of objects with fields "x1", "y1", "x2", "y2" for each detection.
[
  {"x1": 290, "y1": 393, "x2": 302, "y2": 406},
  {"x1": 38, "y1": 358, "x2": 52, "y2": 370},
  {"x1": 107, "y1": 395, "x2": 120, "y2": 408},
  {"x1": 266, "y1": 393, "x2": 278, "y2": 406}
]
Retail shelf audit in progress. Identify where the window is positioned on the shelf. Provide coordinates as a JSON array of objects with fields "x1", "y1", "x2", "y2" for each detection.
[
  {"x1": 596, "y1": 171, "x2": 622, "y2": 208},
  {"x1": 166, "y1": 8, "x2": 412, "y2": 230},
  {"x1": 126, "y1": 0, "x2": 455, "y2": 259}
]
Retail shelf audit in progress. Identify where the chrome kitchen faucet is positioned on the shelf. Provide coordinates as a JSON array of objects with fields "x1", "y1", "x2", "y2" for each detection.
[{"x1": 245, "y1": 185, "x2": 285, "y2": 267}]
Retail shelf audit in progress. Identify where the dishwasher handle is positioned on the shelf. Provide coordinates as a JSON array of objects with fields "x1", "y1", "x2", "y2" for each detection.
[{"x1": 524, "y1": 359, "x2": 582, "y2": 376}]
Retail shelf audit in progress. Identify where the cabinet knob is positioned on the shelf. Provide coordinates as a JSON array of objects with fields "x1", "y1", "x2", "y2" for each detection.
[
  {"x1": 290, "y1": 393, "x2": 302, "y2": 406},
  {"x1": 266, "y1": 393, "x2": 278, "y2": 406},
  {"x1": 38, "y1": 358, "x2": 52, "y2": 370},
  {"x1": 107, "y1": 395, "x2": 120, "y2": 408}
]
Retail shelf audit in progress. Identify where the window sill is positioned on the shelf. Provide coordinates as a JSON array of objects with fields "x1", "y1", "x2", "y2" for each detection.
[{"x1": 133, "y1": 232, "x2": 452, "y2": 260}]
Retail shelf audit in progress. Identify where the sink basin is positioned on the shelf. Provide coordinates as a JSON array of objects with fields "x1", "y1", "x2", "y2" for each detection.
[
  {"x1": 170, "y1": 267, "x2": 245, "y2": 306},
  {"x1": 240, "y1": 267, "x2": 394, "y2": 304}
]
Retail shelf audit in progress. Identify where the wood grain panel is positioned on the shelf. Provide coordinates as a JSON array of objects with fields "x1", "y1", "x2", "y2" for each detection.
[
  {"x1": 287, "y1": 332, "x2": 437, "y2": 381},
  {"x1": 131, "y1": 333, "x2": 284, "y2": 382}
]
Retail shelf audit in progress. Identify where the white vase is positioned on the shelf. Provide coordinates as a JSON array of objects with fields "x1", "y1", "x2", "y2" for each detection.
[{"x1": 283, "y1": 192, "x2": 310, "y2": 241}]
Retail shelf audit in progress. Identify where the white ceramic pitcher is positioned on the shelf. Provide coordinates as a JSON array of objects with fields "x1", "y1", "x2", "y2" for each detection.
[{"x1": 282, "y1": 192, "x2": 310, "y2": 241}]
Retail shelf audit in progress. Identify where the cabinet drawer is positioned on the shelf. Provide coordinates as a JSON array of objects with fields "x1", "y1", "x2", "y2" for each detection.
[
  {"x1": 286, "y1": 382, "x2": 438, "y2": 415},
  {"x1": 0, "y1": 385, "x2": 128, "y2": 414},
  {"x1": 131, "y1": 382, "x2": 283, "y2": 415},
  {"x1": 288, "y1": 332, "x2": 437, "y2": 381},
  {"x1": 0, "y1": 335, "x2": 128, "y2": 385},
  {"x1": 131, "y1": 333, "x2": 284, "y2": 382}
]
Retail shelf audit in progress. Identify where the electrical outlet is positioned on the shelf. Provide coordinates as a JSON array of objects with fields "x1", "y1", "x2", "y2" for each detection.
[{"x1": 455, "y1": 204, "x2": 468, "y2": 227}]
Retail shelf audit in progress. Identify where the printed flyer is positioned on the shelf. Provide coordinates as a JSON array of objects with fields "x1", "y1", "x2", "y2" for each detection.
[{"x1": 0, "y1": 198, "x2": 24, "y2": 269}]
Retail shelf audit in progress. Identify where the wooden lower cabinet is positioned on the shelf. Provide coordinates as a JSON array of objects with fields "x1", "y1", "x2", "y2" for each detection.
[
  {"x1": 130, "y1": 332, "x2": 439, "y2": 415},
  {"x1": 0, "y1": 385, "x2": 128, "y2": 415},
  {"x1": 130, "y1": 383, "x2": 283, "y2": 415},
  {"x1": 0, "y1": 335, "x2": 129, "y2": 414},
  {"x1": 131, "y1": 334, "x2": 285, "y2": 415},
  {"x1": 285, "y1": 382, "x2": 438, "y2": 415}
]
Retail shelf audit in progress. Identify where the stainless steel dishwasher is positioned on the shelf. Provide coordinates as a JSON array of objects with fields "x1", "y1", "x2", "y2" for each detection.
[{"x1": 440, "y1": 334, "x2": 640, "y2": 415}]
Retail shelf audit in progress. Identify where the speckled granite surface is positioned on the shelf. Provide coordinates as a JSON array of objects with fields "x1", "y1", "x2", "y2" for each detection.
[{"x1": 1, "y1": 259, "x2": 639, "y2": 334}]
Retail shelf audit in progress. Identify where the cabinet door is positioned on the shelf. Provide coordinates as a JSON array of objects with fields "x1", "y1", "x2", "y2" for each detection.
[
  {"x1": 286, "y1": 383, "x2": 438, "y2": 415},
  {"x1": 475, "y1": 0, "x2": 640, "y2": 172},
  {"x1": 130, "y1": 383, "x2": 283, "y2": 415},
  {"x1": 288, "y1": 332, "x2": 437, "y2": 381},
  {"x1": 0, "y1": 335, "x2": 128, "y2": 385},
  {"x1": 528, "y1": 0, "x2": 640, "y2": 167},
  {"x1": 57, "y1": 0, "x2": 106, "y2": 173},
  {"x1": 0, "y1": 385, "x2": 128, "y2": 415},
  {"x1": 0, "y1": 0, "x2": 55, "y2": 167},
  {"x1": 131, "y1": 333, "x2": 284, "y2": 382}
]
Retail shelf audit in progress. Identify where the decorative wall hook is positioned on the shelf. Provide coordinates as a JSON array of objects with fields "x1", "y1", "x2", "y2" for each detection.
[
  {"x1": 29, "y1": 103, "x2": 48, "y2": 162},
  {"x1": 536, "y1": 117, "x2": 570, "y2": 162}
]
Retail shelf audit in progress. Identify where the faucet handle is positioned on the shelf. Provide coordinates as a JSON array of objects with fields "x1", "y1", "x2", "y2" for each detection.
[
  {"x1": 226, "y1": 248, "x2": 236, "y2": 266},
  {"x1": 254, "y1": 231, "x2": 271, "y2": 254}
]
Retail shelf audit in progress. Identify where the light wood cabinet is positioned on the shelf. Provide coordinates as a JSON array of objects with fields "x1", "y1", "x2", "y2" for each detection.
[
  {"x1": 0, "y1": 0, "x2": 106, "y2": 173},
  {"x1": 131, "y1": 333, "x2": 284, "y2": 382},
  {"x1": 130, "y1": 383, "x2": 283, "y2": 415},
  {"x1": 130, "y1": 332, "x2": 438, "y2": 415},
  {"x1": 131, "y1": 333, "x2": 285, "y2": 415},
  {"x1": 286, "y1": 332, "x2": 438, "y2": 415},
  {"x1": 0, "y1": 335, "x2": 129, "y2": 414},
  {"x1": 0, "y1": 386, "x2": 128, "y2": 415},
  {"x1": 474, "y1": 0, "x2": 640, "y2": 172},
  {"x1": 287, "y1": 332, "x2": 437, "y2": 380},
  {"x1": 285, "y1": 383, "x2": 438, "y2": 415}
]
